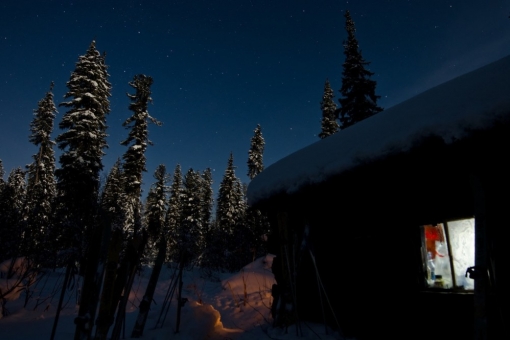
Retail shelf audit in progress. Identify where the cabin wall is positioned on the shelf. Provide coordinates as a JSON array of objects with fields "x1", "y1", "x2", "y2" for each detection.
[
  {"x1": 264, "y1": 136, "x2": 479, "y2": 339},
  {"x1": 467, "y1": 124, "x2": 510, "y2": 339},
  {"x1": 259, "y1": 124, "x2": 510, "y2": 339},
  {"x1": 267, "y1": 199, "x2": 475, "y2": 339}
]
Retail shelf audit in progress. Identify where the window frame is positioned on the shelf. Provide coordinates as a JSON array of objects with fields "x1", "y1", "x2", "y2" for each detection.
[{"x1": 420, "y1": 217, "x2": 475, "y2": 292}]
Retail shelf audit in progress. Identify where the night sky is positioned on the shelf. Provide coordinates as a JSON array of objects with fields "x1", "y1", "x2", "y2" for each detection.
[{"x1": 1, "y1": 1, "x2": 509, "y2": 198}]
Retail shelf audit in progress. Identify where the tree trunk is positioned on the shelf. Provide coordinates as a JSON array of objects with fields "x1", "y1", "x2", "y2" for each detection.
[
  {"x1": 110, "y1": 232, "x2": 146, "y2": 340},
  {"x1": 74, "y1": 214, "x2": 109, "y2": 340},
  {"x1": 131, "y1": 238, "x2": 167, "y2": 337},
  {"x1": 94, "y1": 228, "x2": 123, "y2": 340}
]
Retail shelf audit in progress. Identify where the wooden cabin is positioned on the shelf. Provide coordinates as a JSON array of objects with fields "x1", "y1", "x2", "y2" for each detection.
[{"x1": 247, "y1": 56, "x2": 510, "y2": 340}]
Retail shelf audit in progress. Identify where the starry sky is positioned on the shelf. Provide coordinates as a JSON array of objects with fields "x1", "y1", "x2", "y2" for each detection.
[{"x1": 1, "y1": 0, "x2": 509, "y2": 198}]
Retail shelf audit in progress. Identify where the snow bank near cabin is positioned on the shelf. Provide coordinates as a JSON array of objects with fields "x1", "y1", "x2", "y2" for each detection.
[
  {"x1": 222, "y1": 253, "x2": 275, "y2": 296},
  {"x1": 247, "y1": 55, "x2": 510, "y2": 205}
]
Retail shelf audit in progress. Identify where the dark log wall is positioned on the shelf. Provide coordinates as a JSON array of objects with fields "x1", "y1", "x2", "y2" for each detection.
[{"x1": 259, "y1": 122, "x2": 510, "y2": 339}]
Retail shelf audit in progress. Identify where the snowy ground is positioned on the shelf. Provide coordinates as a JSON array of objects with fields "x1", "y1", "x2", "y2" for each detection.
[{"x1": 0, "y1": 255, "x2": 345, "y2": 339}]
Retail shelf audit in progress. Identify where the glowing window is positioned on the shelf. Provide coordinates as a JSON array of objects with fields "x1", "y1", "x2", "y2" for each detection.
[{"x1": 421, "y1": 218, "x2": 475, "y2": 290}]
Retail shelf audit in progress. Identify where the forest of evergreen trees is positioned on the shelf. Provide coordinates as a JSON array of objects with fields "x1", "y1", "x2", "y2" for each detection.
[
  {"x1": 0, "y1": 40, "x2": 269, "y2": 338},
  {"x1": 0, "y1": 11, "x2": 381, "y2": 338}
]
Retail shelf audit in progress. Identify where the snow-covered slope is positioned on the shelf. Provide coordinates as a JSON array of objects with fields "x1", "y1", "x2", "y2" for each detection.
[
  {"x1": 248, "y1": 55, "x2": 510, "y2": 205},
  {"x1": 0, "y1": 255, "x2": 344, "y2": 339}
]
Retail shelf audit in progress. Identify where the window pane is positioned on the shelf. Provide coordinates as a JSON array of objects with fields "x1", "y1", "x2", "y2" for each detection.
[
  {"x1": 446, "y1": 218, "x2": 475, "y2": 290},
  {"x1": 422, "y1": 223, "x2": 453, "y2": 288}
]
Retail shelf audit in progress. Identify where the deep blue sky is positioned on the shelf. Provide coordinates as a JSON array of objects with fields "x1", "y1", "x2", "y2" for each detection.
[{"x1": 1, "y1": 0, "x2": 509, "y2": 198}]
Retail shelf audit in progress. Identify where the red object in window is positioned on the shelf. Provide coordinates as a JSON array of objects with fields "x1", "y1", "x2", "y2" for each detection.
[{"x1": 424, "y1": 226, "x2": 440, "y2": 241}]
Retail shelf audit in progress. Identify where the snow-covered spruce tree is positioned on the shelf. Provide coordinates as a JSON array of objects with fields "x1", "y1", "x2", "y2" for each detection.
[
  {"x1": 167, "y1": 168, "x2": 205, "y2": 333},
  {"x1": 216, "y1": 154, "x2": 239, "y2": 240},
  {"x1": 165, "y1": 164, "x2": 184, "y2": 263},
  {"x1": 24, "y1": 82, "x2": 57, "y2": 264},
  {"x1": 179, "y1": 168, "x2": 205, "y2": 265},
  {"x1": 200, "y1": 168, "x2": 218, "y2": 269},
  {"x1": 131, "y1": 164, "x2": 168, "y2": 338},
  {"x1": 338, "y1": 10, "x2": 382, "y2": 130},
  {"x1": 143, "y1": 164, "x2": 169, "y2": 263},
  {"x1": 216, "y1": 153, "x2": 247, "y2": 271},
  {"x1": 245, "y1": 125, "x2": 270, "y2": 260},
  {"x1": 231, "y1": 178, "x2": 250, "y2": 270},
  {"x1": 55, "y1": 40, "x2": 111, "y2": 254},
  {"x1": 0, "y1": 167, "x2": 26, "y2": 262},
  {"x1": 55, "y1": 40, "x2": 112, "y2": 340},
  {"x1": 121, "y1": 74, "x2": 161, "y2": 236},
  {"x1": 99, "y1": 159, "x2": 126, "y2": 230},
  {"x1": 318, "y1": 79, "x2": 339, "y2": 139},
  {"x1": 110, "y1": 74, "x2": 161, "y2": 340},
  {"x1": 247, "y1": 124, "x2": 265, "y2": 180},
  {"x1": 200, "y1": 168, "x2": 213, "y2": 230}
]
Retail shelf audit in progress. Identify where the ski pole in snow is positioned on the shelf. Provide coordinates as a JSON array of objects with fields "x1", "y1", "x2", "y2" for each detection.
[{"x1": 154, "y1": 264, "x2": 179, "y2": 329}]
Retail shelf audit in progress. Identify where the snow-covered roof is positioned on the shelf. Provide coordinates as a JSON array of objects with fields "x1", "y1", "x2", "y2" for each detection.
[{"x1": 248, "y1": 55, "x2": 510, "y2": 206}]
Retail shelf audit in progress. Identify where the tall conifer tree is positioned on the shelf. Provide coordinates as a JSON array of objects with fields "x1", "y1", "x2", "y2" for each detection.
[
  {"x1": 56, "y1": 40, "x2": 112, "y2": 340},
  {"x1": 55, "y1": 40, "x2": 112, "y2": 253},
  {"x1": 165, "y1": 164, "x2": 184, "y2": 262},
  {"x1": 247, "y1": 124, "x2": 265, "y2": 180},
  {"x1": 143, "y1": 165, "x2": 168, "y2": 254},
  {"x1": 121, "y1": 74, "x2": 161, "y2": 236},
  {"x1": 111, "y1": 75, "x2": 161, "y2": 340},
  {"x1": 319, "y1": 79, "x2": 339, "y2": 138},
  {"x1": 199, "y1": 168, "x2": 216, "y2": 268},
  {"x1": 0, "y1": 167, "x2": 26, "y2": 262},
  {"x1": 338, "y1": 10, "x2": 382, "y2": 129},
  {"x1": 246, "y1": 125, "x2": 269, "y2": 261},
  {"x1": 99, "y1": 159, "x2": 126, "y2": 230},
  {"x1": 217, "y1": 153, "x2": 244, "y2": 232},
  {"x1": 200, "y1": 168, "x2": 213, "y2": 232},
  {"x1": 216, "y1": 153, "x2": 246, "y2": 271},
  {"x1": 180, "y1": 168, "x2": 204, "y2": 265},
  {"x1": 24, "y1": 82, "x2": 57, "y2": 262}
]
